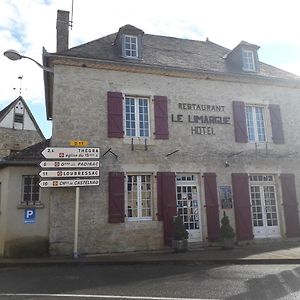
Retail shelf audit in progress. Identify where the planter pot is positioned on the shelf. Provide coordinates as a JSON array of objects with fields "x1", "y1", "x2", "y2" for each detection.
[
  {"x1": 172, "y1": 239, "x2": 188, "y2": 253},
  {"x1": 221, "y1": 238, "x2": 235, "y2": 250}
]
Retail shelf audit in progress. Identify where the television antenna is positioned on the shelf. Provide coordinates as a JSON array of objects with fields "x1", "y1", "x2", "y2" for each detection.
[
  {"x1": 13, "y1": 75, "x2": 27, "y2": 95},
  {"x1": 69, "y1": 0, "x2": 74, "y2": 30}
]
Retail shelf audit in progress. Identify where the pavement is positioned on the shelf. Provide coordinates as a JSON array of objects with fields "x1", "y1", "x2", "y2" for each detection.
[{"x1": 1, "y1": 238, "x2": 300, "y2": 267}]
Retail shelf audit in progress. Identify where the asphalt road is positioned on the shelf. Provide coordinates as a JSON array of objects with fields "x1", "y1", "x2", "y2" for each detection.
[{"x1": 0, "y1": 263, "x2": 300, "y2": 299}]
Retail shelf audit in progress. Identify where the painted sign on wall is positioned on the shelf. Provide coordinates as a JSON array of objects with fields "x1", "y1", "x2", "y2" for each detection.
[{"x1": 171, "y1": 102, "x2": 231, "y2": 136}]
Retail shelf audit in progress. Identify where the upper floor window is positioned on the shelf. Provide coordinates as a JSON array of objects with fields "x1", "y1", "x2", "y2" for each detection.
[
  {"x1": 124, "y1": 35, "x2": 138, "y2": 58},
  {"x1": 14, "y1": 113, "x2": 24, "y2": 124},
  {"x1": 22, "y1": 175, "x2": 40, "y2": 205},
  {"x1": 125, "y1": 96, "x2": 150, "y2": 137},
  {"x1": 246, "y1": 105, "x2": 266, "y2": 142},
  {"x1": 242, "y1": 49, "x2": 256, "y2": 71}
]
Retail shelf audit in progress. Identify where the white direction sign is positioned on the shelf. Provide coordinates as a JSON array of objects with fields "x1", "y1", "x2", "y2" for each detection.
[
  {"x1": 40, "y1": 160, "x2": 100, "y2": 168},
  {"x1": 39, "y1": 169, "x2": 100, "y2": 178},
  {"x1": 39, "y1": 179, "x2": 100, "y2": 188},
  {"x1": 42, "y1": 147, "x2": 100, "y2": 159}
]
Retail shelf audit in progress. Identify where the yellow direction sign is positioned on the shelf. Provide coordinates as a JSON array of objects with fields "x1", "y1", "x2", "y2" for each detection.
[{"x1": 69, "y1": 140, "x2": 89, "y2": 147}]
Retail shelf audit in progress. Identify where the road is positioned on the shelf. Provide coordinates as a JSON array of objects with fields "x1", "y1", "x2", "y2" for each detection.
[{"x1": 0, "y1": 263, "x2": 300, "y2": 299}]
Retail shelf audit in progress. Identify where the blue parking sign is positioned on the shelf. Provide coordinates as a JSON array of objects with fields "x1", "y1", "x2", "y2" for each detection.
[{"x1": 24, "y1": 208, "x2": 36, "y2": 224}]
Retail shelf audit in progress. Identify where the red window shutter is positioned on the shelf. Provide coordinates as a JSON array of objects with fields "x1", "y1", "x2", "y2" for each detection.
[
  {"x1": 280, "y1": 174, "x2": 300, "y2": 237},
  {"x1": 154, "y1": 96, "x2": 169, "y2": 139},
  {"x1": 232, "y1": 173, "x2": 253, "y2": 241},
  {"x1": 232, "y1": 101, "x2": 248, "y2": 143},
  {"x1": 203, "y1": 173, "x2": 220, "y2": 242},
  {"x1": 269, "y1": 104, "x2": 284, "y2": 144},
  {"x1": 107, "y1": 91, "x2": 124, "y2": 138},
  {"x1": 157, "y1": 172, "x2": 177, "y2": 246},
  {"x1": 108, "y1": 172, "x2": 125, "y2": 223}
]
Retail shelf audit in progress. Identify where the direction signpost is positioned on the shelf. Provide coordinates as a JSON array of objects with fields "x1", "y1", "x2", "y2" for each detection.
[
  {"x1": 41, "y1": 147, "x2": 100, "y2": 159},
  {"x1": 40, "y1": 160, "x2": 100, "y2": 168},
  {"x1": 39, "y1": 169, "x2": 100, "y2": 178},
  {"x1": 39, "y1": 146, "x2": 100, "y2": 258},
  {"x1": 39, "y1": 178, "x2": 100, "y2": 188}
]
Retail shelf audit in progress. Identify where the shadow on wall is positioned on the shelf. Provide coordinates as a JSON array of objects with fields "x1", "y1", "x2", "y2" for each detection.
[{"x1": 4, "y1": 236, "x2": 49, "y2": 257}]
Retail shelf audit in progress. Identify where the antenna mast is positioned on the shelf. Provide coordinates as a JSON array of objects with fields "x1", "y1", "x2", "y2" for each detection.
[
  {"x1": 13, "y1": 75, "x2": 25, "y2": 95},
  {"x1": 70, "y1": 0, "x2": 74, "y2": 30}
]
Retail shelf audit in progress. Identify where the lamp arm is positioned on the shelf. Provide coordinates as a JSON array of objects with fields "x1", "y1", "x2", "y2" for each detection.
[{"x1": 22, "y1": 55, "x2": 54, "y2": 73}]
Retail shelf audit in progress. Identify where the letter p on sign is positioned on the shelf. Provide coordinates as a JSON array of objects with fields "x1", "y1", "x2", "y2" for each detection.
[{"x1": 24, "y1": 208, "x2": 36, "y2": 224}]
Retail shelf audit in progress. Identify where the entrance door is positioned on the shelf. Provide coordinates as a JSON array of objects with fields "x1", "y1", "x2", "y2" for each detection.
[
  {"x1": 176, "y1": 174, "x2": 202, "y2": 242},
  {"x1": 249, "y1": 175, "x2": 280, "y2": 238}
]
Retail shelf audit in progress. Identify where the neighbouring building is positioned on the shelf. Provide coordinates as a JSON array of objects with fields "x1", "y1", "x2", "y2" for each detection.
[
  {"x1": 0, "y1": 96, "x2": 45, "y2": 158},
  {"x1": 40, "y1": 10, "x2": 300, "y2": 256},
  {"x1": 0, "y1": 140, "x2": 51, "y2": 257},
  {"x1": 0, "y1": 95, "x2": 47, "y2": 256}
]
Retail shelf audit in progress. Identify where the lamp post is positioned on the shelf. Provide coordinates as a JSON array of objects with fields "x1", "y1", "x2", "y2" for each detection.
[{"x1": 4, "y1": 49, "x2": 53, "y2": 73}]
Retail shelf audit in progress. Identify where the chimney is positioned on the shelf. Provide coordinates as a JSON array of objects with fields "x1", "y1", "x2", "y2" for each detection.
[{"x1": 56, "y1": 10, "x2": 69, "y2": 52}]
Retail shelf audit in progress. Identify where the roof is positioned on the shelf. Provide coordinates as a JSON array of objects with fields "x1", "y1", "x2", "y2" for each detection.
[
  {"x1": 0, "y1": 96, "x2": 45, "y2": 139},
  {"x1": 43, "y1": 25, "x2": 300, "y2": 119},
  {"x1": 56, "y1": 30, "x2": 300, "y2": 81},
  {"x1": 0, "y1": 139, "x2": 50, "y2": 168}
]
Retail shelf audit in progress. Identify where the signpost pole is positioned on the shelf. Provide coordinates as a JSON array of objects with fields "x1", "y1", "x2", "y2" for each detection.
[{"x1": 74, "y1": 187, "x2": 80, "y2": 258}]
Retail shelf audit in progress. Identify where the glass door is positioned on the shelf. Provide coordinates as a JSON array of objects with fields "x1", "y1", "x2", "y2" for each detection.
[
  {"x1": 176, "y1": 174, "x2": 202, "y2": 242},
  {"x1": 250, "y1": 175, "x2": 280, "y2": 238}
]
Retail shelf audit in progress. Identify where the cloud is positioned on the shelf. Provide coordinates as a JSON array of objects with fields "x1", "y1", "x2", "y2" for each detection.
[{"x1": 1, "y1": 0, "x2": 300, "y2": 137}]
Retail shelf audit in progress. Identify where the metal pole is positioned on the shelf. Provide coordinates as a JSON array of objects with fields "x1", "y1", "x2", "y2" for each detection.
[{"x1": 74, "y1": 187, "x2": 80, "y2": 258}]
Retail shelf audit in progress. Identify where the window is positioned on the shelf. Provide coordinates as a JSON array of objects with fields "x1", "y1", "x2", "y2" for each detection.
[
  {"x1": 127, "y1": 175, "x2": 152, "y2": 220},
  {"x1": 125, "y1": 96, "x2": 150, "y2": 137},
  {"x1": 242, "y1": 49, "x2": 255, "y2": 71},
  {"x1": 124, "y1": 35, "x2": 138, "y2": 58},
  {"x1": 14, "y1": 113, "x2": 24, "y2": 124},
  {"x1": 22, "y1": 175, "x2": 40, "y2": 205},
  {"x1": 246, "y1": 105, "x2": 266, "y2": 142}
]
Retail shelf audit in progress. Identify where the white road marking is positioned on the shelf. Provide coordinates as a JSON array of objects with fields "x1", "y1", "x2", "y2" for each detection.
[{"x1": 0, "y1": 293, "x2": 217, "y2": 300}]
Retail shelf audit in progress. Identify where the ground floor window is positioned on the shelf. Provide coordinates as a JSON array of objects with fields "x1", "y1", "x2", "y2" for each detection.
[
  {"x1": 22, "y1": 175, "x2": 40, "y2": 205},
  {"x1": 127, "y1": 175, "x2": 152, "y2": 220}
]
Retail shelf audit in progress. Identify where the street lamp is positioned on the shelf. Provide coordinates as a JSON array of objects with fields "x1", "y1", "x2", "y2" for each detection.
[{"x1": 4, "y1": 49, "x2": 53, "y2": 73}]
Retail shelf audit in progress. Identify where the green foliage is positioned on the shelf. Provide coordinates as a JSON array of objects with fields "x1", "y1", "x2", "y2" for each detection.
[
  {"x1": 173, "y1": 215, "x2": 189, "y2": 240},
  {"x1": 220, "y1": 212, "x2": 235, "y2": 240}
]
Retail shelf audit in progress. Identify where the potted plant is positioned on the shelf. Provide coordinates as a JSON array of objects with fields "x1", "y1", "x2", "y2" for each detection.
[
  {"x1": 219, "y1": 211, "x2": 235, "y2": 250},
  {"x1": 172, "y1": 214, "x2": 189, "y2": 253}
]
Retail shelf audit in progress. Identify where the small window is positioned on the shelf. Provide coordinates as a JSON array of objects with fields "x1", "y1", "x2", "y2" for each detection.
[
  {"x1": 124, "y1": 35, "x2": 138, "y2": 58},
  {"x1": 14, "y1": 113, "x2": 24, "y2": 124},
  {"x1": 125, "y1": 96, "x2": 150, "y2": 137},
  {"x1": 127, "y1": 175, "x2": 152, "y2": 220},
  {"x1": 246, "y1": 105, "x2": 266, "y2": 142},
  {"x1": 242, "y1": 49, "x2": 256, "y2": 71},
  {"x1": 22, "y1": 175, "x2": 40, "y2": 205}
]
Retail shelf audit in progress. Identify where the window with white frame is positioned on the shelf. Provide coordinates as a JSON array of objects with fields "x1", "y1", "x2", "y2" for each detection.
[
  {"x1": 22, "y1": 175, "x2": 40, "y2": 205},
  {"x1": 127, "y1": 175, "x2": 152, "y2": 220},
  {"x1": 125, "y1": 96, "x2": 150, "y2": 137},
  {"x1": 242, "y1": 49, "x2": 256, "y2": 71},
  {"x1": 246, "y1": 105, "x2": 266, "y2": 142},
  {"x1": 124, "y1": 35, "x2": 138, "y2": 58}
]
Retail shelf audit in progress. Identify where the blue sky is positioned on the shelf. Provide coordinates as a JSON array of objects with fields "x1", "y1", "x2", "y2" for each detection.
[{"x1": 1, "y1": 0, "x2": 300, "y2": 139}]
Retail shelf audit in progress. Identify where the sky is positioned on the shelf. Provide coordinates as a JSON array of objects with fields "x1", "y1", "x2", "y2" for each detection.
[{"x1": 1, "y1": 0, "x2": 300, "y2": 139}]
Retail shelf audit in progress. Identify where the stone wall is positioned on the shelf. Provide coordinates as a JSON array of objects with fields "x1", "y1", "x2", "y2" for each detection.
[
  {"x1": 49, "y1": 64, "x2": 300, "y2": 255},
  {"x1": 0, "y1": 127, "x2": 43, "y2": 158}
]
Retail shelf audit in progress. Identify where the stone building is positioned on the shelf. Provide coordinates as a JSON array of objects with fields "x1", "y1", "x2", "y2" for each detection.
[
  {"x1": 42, "y1": 10, "x2": 300, "y2": 256},
  {"x1": 0, "y1": 96, "x2": 46, "y2": 257},
  {"x1": 0, "y1": 140, "x2": 50, "y2": 257},
  {"x1": 0, "y1": 96, "x2": 45, "y2": 158}
]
